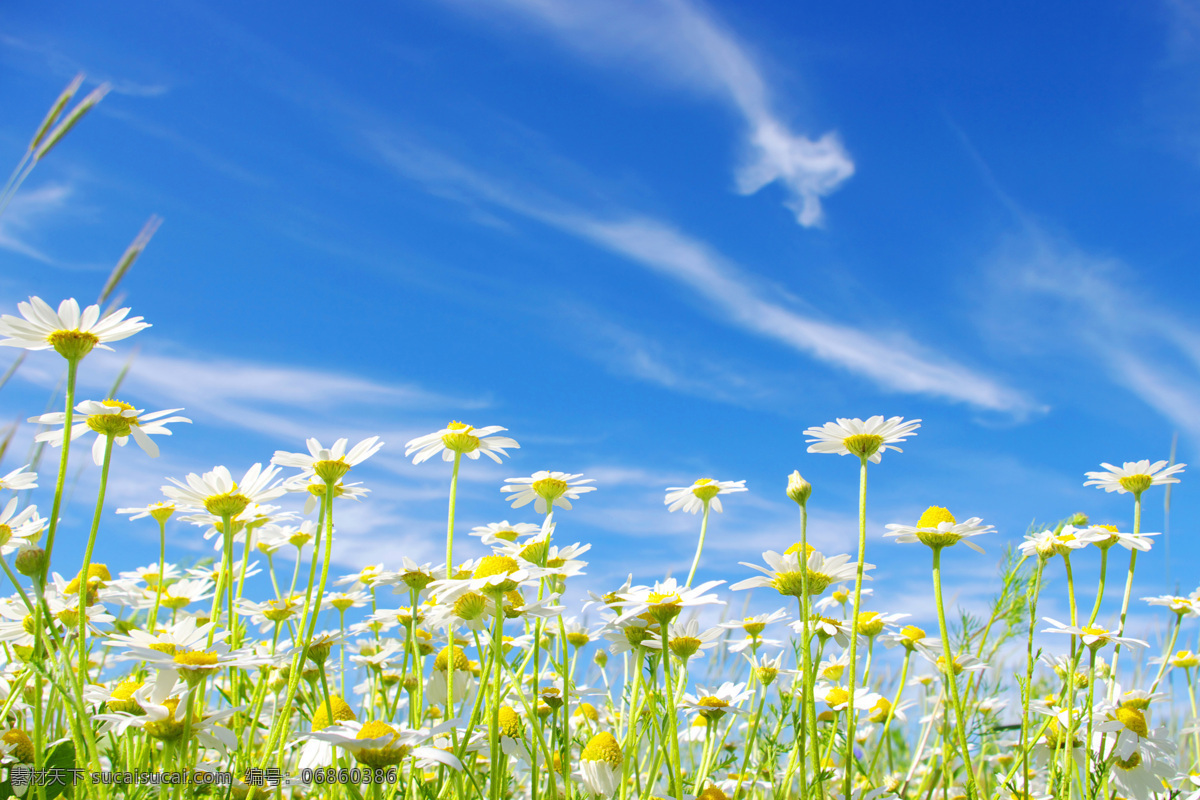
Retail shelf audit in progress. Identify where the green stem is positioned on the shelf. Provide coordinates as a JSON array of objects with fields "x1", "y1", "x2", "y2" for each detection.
[
  {"x1": 931, "y1": 546, "x2": 982, "y2": 799},
  {"x1": 77, "y1": 433, "x2": 114, "y2": 684},
  {"x1": 659, "y1": 628, "x2": 683, "y2": 800},
  {"x1": 843, "y1": 456, "x2": 869, "y2": 797},
  {"x1": 1149, "y1": 615, "x2": 1182, "y2": 694},
  {"x1": 684, "y1": 501, "x2": 711, "y2": 588},
  {"x1": 149, "y1": 517, "x2": 167, "y2": 633},
  {"x1": 1108, "y1": 494, "x2": 1142, "y2": 699}
]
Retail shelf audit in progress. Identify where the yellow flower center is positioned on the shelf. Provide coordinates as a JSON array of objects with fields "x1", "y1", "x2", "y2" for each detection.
[
  {"x1": 669, "y1": 636, "x2": 702, "y2": 659},
  {"x1": 580, "y1": 732, "x2": 622, "y2": 766},
  {"x1": 915, "y1": 506, "x2": 962, "y2": 548},
  {"x1": 825, "y1": 687, "x2": 849, "y2": 708},
  {"x1": 441, "y1": 422, "x2": 480, "y2": 454},
  {"x1": 645, "y1": 592, "x2": 683, "y2": 623},
  {"x1": 311, "y1": 695, "x2": 356, "y2": 731},
  {"x1": 742, "y1": 619, "x2": 767, "y2": 637},
  {"x1": 856, "y1": 611, "x2": 885, "y2": 637},
  {"x1": 498, "y1": 706, "x2": 523, "y2": 738},
  {"x1": 867, "y1": 697, "x2": 893, "y2": 723},
  {"x1": 0, "y1": 525, "x2": 11, "y2": 547},
  {"x1": 434, "y1": 646, "x2": 470, "y2": 672},
  {"x1": 173, "y1": 650, "x2": 220, "y2": 668},
  {"x1": 354, "y1": 720, "x2": 412, "y2": 768},
  {"x1": 899, "y1": 625, "x2": 926, "y2": 648},
  {"x1": 842, "y1": 433, "x2": 884, "y2": 459},
  {"x1": 312, "y1": 459, "x2": 350, "y2": 483},
  {"x1": 85, "y1": 400, "x2": 138, "y2": 437},
  {"x1": 453, "y1": 592, "x2": 489, "y2": 621},
  {"x1": 48, "y1": 329, "x2": 99, "y2": 361},
  {"x1": 65, "y1": 563, "x2": 111, "y2": 594},
  {"x1": 1114, "y1": 706, "x2": 1148, "y2": 738},
  {"x1": 148, "y1": 642, "x2": 177, "y2": 655},
  {"x1": 531, "y1": 477, "x2": 569, "y2": 502},
  {"x1": 204, "y1": 485, "x2": 250, "y2": 518},
  {"x1": 2, "y1": 729, "x2": 35, "y2": 763},
  {"x1": 696, "y1": 696, "x2": 729, "y2": 719},
  {"x1": 1171, "y1": 650, "x2": 1200, "y2": 668},
  {"x1": 1118, "y1": 474, "x2": 1153, "y2": 495},
  {"x1": 691, "y1": 479, "x2": 721, "y2": 502},
  {"x1": 143, "y1": 698, "x2": 189, "y2": 741},
  {"x1": 473, "y1": 555, "x2": 521, "y2": 593}
]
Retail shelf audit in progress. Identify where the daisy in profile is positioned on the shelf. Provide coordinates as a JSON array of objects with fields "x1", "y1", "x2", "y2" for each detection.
[
  {"x1": 664, "y1": 479, "x2": 747, "y2": 514},
  {"x1": 804, "y1": 416, "x2": 920, "y2": 463},
  {"x1": 283, "y1": 474, "x2": 370, "y2": 514},
  {"x1": 679, "y1": 682, "x2": 753, "y2": 720},
  {"x1": 0, "y1": 498, "x2": 45, "y2": 556},
  {"x1": 0, "y1": 297, "x2": 148, "y2": 360},
  {"x1": 611, "y1": 577, "x2": 725, "y2": 625},
  {"x1": 115, "y1": 501, "x2": 175, "y2": 524},
  {"x1": 272, "y1": 436, "x2": 383, "y2": 483},
  {"x1": 884, "y1": 506, "x2": 994, "y2": 553},
  {"x1": 1040, "y1": 618, "x2": 1148, "y2": 651},
  {"x1": 1081, "y1": 524, "x2": 1156, "y2": 552},
  {"x1": 1084, "y1": 460, "x2": 1186, "y2": 496},
  {"x1": 33, "y1": 400, "x2": 190, "y2": 466},
  {"x1": 404, "y1": 422, "x2": 518, "y2": 465},
  {"x1": 731, "y1": 549, "x2": 869, "y2": 598},
  {"x1": 0, "y1": 466, "x2": 37, "y2": 493},
  {"x1": 577, "y1": 732, "x2": 622, "y2": 797},
  {"x1": 502, "y1": 471, "x2": 596, "y2": 513},
  {"x1": 469, "y1": 520, "x2": 541, "y2": 545},
  {"x1": 162, "y1": 463, "x2": 286, "y2": 519}
]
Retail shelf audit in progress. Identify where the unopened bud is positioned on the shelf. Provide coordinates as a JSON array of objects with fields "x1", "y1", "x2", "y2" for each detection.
[
  {"x1": 786, "y1": 471, "x2": 812, "y2": 507},
  {"x1": 15, "y1": 547, "x2": 46, "y2": 577}
]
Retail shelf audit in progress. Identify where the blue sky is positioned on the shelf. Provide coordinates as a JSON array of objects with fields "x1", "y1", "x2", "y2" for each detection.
[{"x1": 2, "y1": 0, "x2": 1199, "y2": 644}]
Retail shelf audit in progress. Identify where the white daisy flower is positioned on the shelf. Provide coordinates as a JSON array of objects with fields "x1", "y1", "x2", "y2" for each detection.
[
  {"x1": 271, "y1": 436, "x2": 383, "y2": 483},
  {"x1": 815, "y1": 683, "x2": 883, "y2": 715},
  {"x1": 1144, "y1": 595, "x2": 1200, "y2": 621},
  {"x1": 32, "y1": 400, "x2": 190, "y2": 466},
  {"x1": 0, "y1": 466, "x2": 37, "y2": 493},
  {"x1": 404, "y1": 422, "x2": 518, "y2": 465},
  {"x1": 884, "y1": 506, "x2": 994, "y2": 553},
  {"x1": 664, "y1": 478, "x2": 747, "y2": 514},
  {"x1": 1080, "y1": 524, "x2": 1156, "y2": 552},
  {"x1": 162, "y1": 463, "x2": 286, "y2": 518},
  {"x1": 469, "y1": 520, "x2": 541, "y2": 545},
  {"x1": 115, "y1": 501, "x2": 175, "y2": 524},
  {"x1": 1040, "y1": 618, "x2": 1148, "y2": 651},
  {"x1": 577, "y1": 732, "x2": 622, "y2": 798},
  {"x1": 804, "y1": 415, "x2": 921, "y2": 463},
  {"x1": 502, "y1": 471, "x2": 596, "y2": 513},
  {"x1": 0, "y1": 297, "x2": 149, "y2": 359},
  {"x1": 731, "y1": 549, "x2": 870, "y2": 597},
  {"x1": 611, "y1": 577, "x2": 724, "y2": 624},
  {"x1": 1084, "y1": 460, "x2": 1186, "y2": 496},
  {"x1": 283, "y1": 473, "x2": 370, "y2": 514},
  {"x1": 0, "y1": 498, "x2": 45, "y2": 556},
  {"x1": 680, "y1": 682, "x2": 753, "y2": 719}
]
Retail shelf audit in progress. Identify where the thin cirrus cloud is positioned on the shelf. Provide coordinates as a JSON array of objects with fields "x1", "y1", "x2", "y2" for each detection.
[
  {"x1": 374, "y1": 136, "x2": 1038, "y2": 416},
  {"x1": 434, "y1": 0, "x2": 854, "y2": 227}
]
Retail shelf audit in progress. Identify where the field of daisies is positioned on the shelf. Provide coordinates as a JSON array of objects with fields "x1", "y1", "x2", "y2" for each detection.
[{"x1": 1, "y1": 78, "x2": 1199, "y2": 800}]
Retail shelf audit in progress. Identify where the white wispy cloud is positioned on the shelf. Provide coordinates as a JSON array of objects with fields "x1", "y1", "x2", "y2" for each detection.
[
  {"x1": 12, "y1": 345, "x2": 490, "y2": 444},
  {"x1": 374, "y1": 137, "x2": 1036, "y2": 415},
  {"x1": 0, "y1": 183, "x2": 73, "y2": 263},
  {"x1": 983, "y1": 226, "x2": 1200, "y2": 442},
  {"x1": 434, "y1": 0, "x2": 854, "y2": 226}
]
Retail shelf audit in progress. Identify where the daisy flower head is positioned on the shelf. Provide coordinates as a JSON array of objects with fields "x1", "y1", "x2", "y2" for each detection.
[
  {"x1": 304, "y1": 720, "x2": 463, "y2": 771},
  {"x1": 1080, "y1": 523, "x2": 1156, "y2": 553},
  {"x1": 804, "y1": 416, "x2": 921, "y2": 464},
  {"x1": 272, "y1": 436, "x2": 383, "y2": 483},
  {"x1": 731, "y1": 548, "x2": 869, "y2": 598},
  {"x1": 1084, "y1": 460, "x2": 1185, "y2": 497},
  {"x1": 578, "y1": 731, "x2": 622, "y2": 797},
  {"x1": 32, "y1": 400, "x2": 190, "y2": 466},
  {"x1": 469, "y1": 520, "x2": 541, "y2": 545},
  {"x1": 404, "y1": 422, "x2": 518, "y2": 465},
  {"x1": 884, "y1": 506, "x2": 994, "y2": 553},
  {"x1": 1040, "y1": 617, "x2": 1148, "y2": 651},
  {"x1": 116, "y1": 501, "x2": 175, "y2": 524},
  {"x1": 1142, "y1": 594, "x2": 1199, "y2": 618},
  {"x1": 0, "y1": 498, "x2": 45, "y2": 556},
  {"x1": 502, "y1": 471, "x2": 596, "y2": 513},
  {"x1": 680, "y1": 682, "x2": 753, "y2": 720},
  {"x1": 0, "y1": 466, "x2": 37, "y2": 493},
  {"x1": 612, "y1": 577, "x2": 724, "y2": 625},
  {"x1": 664, "y1": 479, "x2": 747, "y2": 514},
  {"x1": 162, "y1": 463, "x2": 285, "y2": 519},
  {"x1": 0, "y1": 297, "x2": 149, "y2": 360}
]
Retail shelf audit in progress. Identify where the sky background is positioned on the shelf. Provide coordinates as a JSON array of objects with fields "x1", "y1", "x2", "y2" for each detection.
[{"x1": 2, "y1": 0, "x2": 1199, "y2": 658}]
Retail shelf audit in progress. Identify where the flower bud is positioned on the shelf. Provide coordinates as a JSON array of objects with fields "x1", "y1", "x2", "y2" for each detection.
[
  {"x1": 14, "y1": 546, "x2": 46, "y2": 577},
  {"x1": 786, "y1": 471, "x2": 812, "y2": 507}
]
